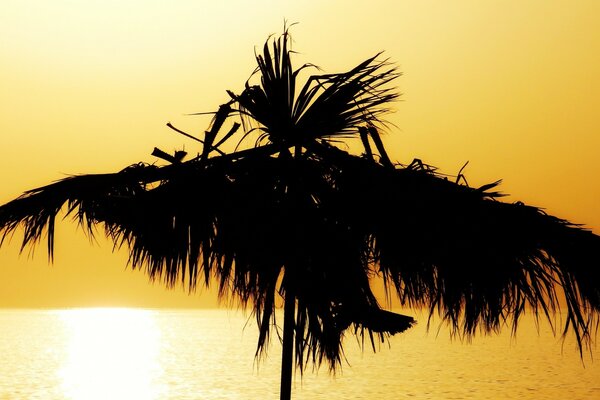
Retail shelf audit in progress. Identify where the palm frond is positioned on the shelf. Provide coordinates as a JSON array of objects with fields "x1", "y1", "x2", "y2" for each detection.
[
  {"x1": 0, "y1": 163, "x2": 159, "y2": 259},
  {"x1": 318, "y1": 145, "x2": 600, "y2": 351},
  {"x1": 230, "y1": 30, "x2": 400, "y2": 148}
]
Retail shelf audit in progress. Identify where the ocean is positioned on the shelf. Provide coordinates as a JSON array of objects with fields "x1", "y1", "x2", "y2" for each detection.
[{"x1": 0, "y1": 308, "x2": 598, "y2": 399}]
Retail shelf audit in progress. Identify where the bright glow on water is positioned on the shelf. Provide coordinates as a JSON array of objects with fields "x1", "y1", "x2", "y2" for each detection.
[
  {"x1": 0, "y1": 309, "x2": 599, "y2": 399},
  {"x1": 58, "y1": 308, "x2": 164, "y2": 400}
]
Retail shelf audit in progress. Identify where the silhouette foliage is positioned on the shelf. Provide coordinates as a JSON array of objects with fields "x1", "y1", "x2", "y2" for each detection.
[{"x1": 1, "y1": 31, "x2": 599, "y2": 377}]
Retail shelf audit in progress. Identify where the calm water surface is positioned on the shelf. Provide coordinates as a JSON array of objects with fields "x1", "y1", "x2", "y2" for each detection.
[{"x1": 0, "y1": 309, "x2": 598, "y2": 399}]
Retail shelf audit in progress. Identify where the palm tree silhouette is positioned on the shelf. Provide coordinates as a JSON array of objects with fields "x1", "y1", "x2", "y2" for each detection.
[{"x1": 1, "y1": 30, "x2": 599, "y2": 400}]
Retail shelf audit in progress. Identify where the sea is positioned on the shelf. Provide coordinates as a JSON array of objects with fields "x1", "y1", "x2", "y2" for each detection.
[{"x1": 0, "y1": 308, "x2": 598, "y2": 400}]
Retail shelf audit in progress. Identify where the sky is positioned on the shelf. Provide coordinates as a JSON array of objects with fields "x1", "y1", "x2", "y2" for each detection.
[{"x1": 1, "y1": 0, "x2": 599, "y2": 308}]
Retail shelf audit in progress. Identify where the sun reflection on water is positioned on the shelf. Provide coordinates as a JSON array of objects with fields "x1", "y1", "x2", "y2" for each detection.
[{"x1": 57, "y1": 308, "x2": 165, "y2": 400}]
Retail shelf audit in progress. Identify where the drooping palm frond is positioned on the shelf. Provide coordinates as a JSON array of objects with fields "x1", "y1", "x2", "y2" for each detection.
[
  {"x1": 0, "y1": 163, "x2": 160, "y2": 260},
  {"x1": 2, "y1": 142, "x2": 598, "y2": 356},
  {"x1": 0, "y1": 148, "x2": 413, "y2": 369},
  {"x1": 312, "y1": 143, "x2": 600, "y2": 351}
]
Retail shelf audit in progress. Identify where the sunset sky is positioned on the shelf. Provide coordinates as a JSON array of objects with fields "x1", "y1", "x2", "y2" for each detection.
[{"x1": 1, "y1": 1, "x2": 599, "y2": 308}]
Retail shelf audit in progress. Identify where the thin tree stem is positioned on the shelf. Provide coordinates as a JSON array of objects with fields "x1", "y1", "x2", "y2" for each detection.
[
  {"x1": 280, "y1": 290, "x2": 295, "y2": 400},
  {"x1": 280, "y1": 143, "x2": 302, "y2": 400}
]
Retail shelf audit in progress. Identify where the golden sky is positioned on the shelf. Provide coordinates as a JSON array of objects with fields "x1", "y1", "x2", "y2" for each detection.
[{"x1": 1, "y1": 1, "x2": 599, "y2": 308}]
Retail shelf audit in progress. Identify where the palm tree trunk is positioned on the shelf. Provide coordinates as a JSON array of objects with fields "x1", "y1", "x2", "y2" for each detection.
[
  {"x1": 279, "y1": 144, "x2": 303, "y2": 400},
  {"x1": 280, "y1": 291, "x2": 295, "y2": 400}
]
